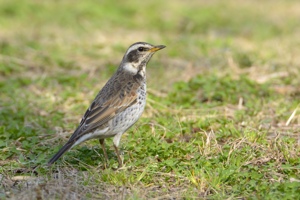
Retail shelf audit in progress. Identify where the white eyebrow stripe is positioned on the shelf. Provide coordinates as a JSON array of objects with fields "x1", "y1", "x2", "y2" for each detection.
[
  {"x1": 126, "y1": 46, "x2": 137, "y2": 55},
  {"x1": 125, "y1": 43, "x2": 152, "y2": 56},
  {"x1": 125, "y1": 45, "x2": 139, "y2": 56}
]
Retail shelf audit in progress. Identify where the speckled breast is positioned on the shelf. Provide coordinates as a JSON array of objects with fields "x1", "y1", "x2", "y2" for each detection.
[{"x1": 111, "y1": 83, "x2": 146, "y2": 134}]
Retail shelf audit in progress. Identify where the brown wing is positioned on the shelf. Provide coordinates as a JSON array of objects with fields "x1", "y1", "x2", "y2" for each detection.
[{"x1": 68, "y1": 80, "x2": 139, "y2": 142}]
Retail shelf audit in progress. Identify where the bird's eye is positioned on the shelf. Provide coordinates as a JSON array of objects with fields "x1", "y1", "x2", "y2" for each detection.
[{"x1": 138, "y1": 47, "x2": 144, "y2": 52}]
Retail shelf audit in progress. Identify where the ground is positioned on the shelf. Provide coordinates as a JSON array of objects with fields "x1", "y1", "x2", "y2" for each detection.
[{"x1": 0, "y1": 0, "x2": 300, "y2": 199}]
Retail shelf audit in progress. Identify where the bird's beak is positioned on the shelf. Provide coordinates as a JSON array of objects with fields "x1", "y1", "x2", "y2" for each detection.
[{"x1": 149, "y1": 45, "x2": 166, "y2": 52}]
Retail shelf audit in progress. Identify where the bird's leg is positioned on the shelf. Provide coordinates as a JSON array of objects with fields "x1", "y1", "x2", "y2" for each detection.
[
  {"x1": 113, "y1": 144, "x2": 123, "y2": 168},
  {"x1": 99, "y1": 139, "x2": 109, "y2": 167}
]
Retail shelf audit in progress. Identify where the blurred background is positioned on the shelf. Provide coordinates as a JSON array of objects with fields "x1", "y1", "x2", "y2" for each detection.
[
  {"x1": 1, "y1": 0, "x2": 299, "y2": 89},
  {"x1": 1, "y1": 0, "x2": 300, "y2": 199},
  {"x1": 1, "y1": 0, "x2": 300, "y2": 122}
]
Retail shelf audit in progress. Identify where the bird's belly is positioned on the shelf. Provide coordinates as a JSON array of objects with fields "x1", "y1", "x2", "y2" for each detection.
[
  {"x1": 72, "y1": 126, "x2": 110, "y2": 147},
  {"x1": 110, "y1": 97, "x2": 146, "y2": 134}
]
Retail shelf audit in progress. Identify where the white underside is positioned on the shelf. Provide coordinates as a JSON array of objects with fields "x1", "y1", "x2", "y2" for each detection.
[{"x1": 71, "y1": 127, "x2": 110, "y2": 149}]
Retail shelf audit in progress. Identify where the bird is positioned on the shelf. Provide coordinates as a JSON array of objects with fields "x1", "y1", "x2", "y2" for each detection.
[{"x1": 48, "y1": 42, "x2": 166, "y2": 167}]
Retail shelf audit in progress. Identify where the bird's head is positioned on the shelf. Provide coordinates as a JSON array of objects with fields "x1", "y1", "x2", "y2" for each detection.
[{"x1": 120, "y1": 42, "x2": 166, "y2": 76}]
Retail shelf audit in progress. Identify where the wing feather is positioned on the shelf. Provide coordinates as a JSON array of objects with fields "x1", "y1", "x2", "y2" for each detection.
[{"x1": 68, "y1": 80, "x2": 140, "y2": 142}]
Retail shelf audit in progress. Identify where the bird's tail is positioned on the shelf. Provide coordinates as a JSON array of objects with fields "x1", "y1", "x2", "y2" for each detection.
[{"x1": 48, "y1": 142, "x2": 73, "y2": 165}]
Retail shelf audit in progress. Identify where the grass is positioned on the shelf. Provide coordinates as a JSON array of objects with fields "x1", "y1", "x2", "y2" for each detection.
[{"x1": 1, "y1": 0, "x2": 300, "y2": 199}]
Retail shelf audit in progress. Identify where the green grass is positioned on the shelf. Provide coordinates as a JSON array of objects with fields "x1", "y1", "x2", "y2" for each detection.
[{"x1": 1, "y1": 0, "x2": 300, "y2": 199}]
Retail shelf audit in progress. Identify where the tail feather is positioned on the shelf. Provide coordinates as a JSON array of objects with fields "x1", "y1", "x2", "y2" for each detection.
[{"x1": 48, "y1": 142, "x2": 74, "y2": 165}]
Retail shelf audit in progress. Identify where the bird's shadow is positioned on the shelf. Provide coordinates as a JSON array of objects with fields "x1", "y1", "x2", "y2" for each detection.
[{"x1": 66, "y1": 146, "x2": 119, "y2": 168}]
